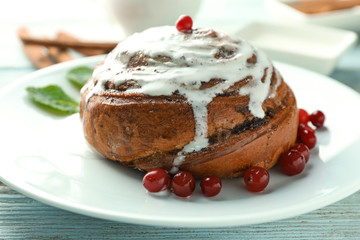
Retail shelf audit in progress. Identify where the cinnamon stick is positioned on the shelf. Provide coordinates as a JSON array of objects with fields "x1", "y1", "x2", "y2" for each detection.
[
  {"x1": 18, "y1": 27, "x2": 54, "y2": 69},
  {"x1": 19, "y1": 35, "x2": 117, "y2": 52},
  {"x1": 56, "y1": 31, "x2": 107, "y2": 56},
  {"x1": 46, "y1": 33, "x2": 74, "y2": 63},
  {"x1": 47, "y1": 45, "x2": 73, "y2": 63}
]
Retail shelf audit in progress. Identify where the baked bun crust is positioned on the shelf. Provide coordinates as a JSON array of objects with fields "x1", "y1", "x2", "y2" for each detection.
[{"x1": 80, "y1": 26, "x2": 298, "y2": 178}]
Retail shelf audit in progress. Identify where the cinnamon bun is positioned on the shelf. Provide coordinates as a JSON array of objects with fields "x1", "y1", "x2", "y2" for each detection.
[{"x1": 80, "y1": 26, "x2": 298, "y2": 178}]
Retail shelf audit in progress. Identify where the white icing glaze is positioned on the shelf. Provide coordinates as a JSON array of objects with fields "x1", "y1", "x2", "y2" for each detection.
[{"x1": 82, "y1": 26, "x2": 280, "y2": 169}]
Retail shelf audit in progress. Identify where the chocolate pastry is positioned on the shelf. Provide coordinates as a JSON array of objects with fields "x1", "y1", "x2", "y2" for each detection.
[{"x1": 80, "y1": 26, "x2": 298, "y2": 178}]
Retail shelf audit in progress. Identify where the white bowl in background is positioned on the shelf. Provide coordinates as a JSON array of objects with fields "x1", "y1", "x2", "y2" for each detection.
[
  {"x1": 107, "y1": 0, "x2": 203, "y2": 36},
  {"x1": 265, "y1": 0, "x2": 360, "y2": 32},
  {"x1": 236, "y1": 21, "x2": 358, "y2": 75}
]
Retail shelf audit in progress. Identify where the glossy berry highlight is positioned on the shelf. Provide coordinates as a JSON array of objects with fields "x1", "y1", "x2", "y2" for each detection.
[
  {"x1": 171, "y1": 171, "x2": 195, "y2": 198},
  {"x1": 310, "y1": 110, "x2": 325, "y2": 128},
  {"x1": 298, "y1": 108, "x2": 309, "y2": 126},
  {"x1": 278, "y1": 150, "x2": 306, "y2": 176},
  {"x1": 298, "y1": 124, "x2": 317, "y2": 149},
  {"x1": 291, "y1": 143, "x2": 310, "y2": 163},
  {"x1": 175, "y1": 15, "x2": 193, "y2": 32},
  {"x1": 244, "y1": 166, "x2": 270, "y2": 192},
  {"x1": 142, "y1": 168, "x2": 170, "y2": 193},
  {"x1": 200, "y1": 176, "x2": 222, "y2": 197}
]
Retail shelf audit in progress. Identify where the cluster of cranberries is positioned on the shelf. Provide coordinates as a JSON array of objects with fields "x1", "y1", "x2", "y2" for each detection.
[
  {"x1": 142, "y1": 169, "x2": 221, "y2": 198},
  {"x1": 279, "y1": 109, "x2": 325, "y2": 176}
]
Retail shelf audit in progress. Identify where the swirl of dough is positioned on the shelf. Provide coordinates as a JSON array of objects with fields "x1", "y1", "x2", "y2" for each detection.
[{"x1": 82, "y1": 26, "x2": 281, "y2": 171}]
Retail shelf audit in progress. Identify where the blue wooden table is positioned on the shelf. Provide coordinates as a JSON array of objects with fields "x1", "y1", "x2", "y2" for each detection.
[{"x1": 1, "y1": 0, "x2": 360, "y2": 239}]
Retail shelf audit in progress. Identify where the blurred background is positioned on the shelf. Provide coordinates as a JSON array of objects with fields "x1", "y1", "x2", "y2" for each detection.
[
  {"x1": 1, "y1": 0, "x2": 269, "y2": 67},
  {"x1": 1, "y1": 0, "x2": 359, "y2": 72},
  {"x1": 1, "y1": 0, "x2": 359, "y2": 89}
]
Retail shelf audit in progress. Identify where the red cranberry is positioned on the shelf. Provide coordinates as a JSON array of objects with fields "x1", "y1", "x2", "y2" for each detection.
[
  {"x1": 171, "y1": 171, "x2": 195, "y2": 198},
  {"x1": 298, "y1": 123, "x2": 315, "y2": 133},
  {"x1": 291, "y1": 143, "x2": 310, "y2": 163},
  {"x1": 142, "y1": 168, "x2": 170, "y2": 193},
  {"x1": 298, "y1": 124, "x2": 317, "y2": 149},
  {"x1": 310, "y1": 110, "x2": 325, "y2": 128},
  {"x1": 200, "y1": 176, "x2": 222, "y2": 197},
  {"x1": 298, "y1": 108, "x2": 309, "y2": 126},
  {"x1": 278, "y1": 150, "x2": 306, "y2": 176},
  {"x1": 243, "y1": 166, "x2": 270, "y2": 192},
  {"x1": 175, "y1": 15, "x2": 193, "y2": 32}
]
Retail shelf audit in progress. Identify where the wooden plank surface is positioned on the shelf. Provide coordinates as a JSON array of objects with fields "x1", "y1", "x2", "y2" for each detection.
[{"x1": 1, "y1": 181, "x2": 359, "y2": 239}]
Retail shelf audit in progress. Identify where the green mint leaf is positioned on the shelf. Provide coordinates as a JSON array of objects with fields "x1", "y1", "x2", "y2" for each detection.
[
  {"x1": 26, "y1": 85, "x2": 79, "y2": 115},
  {"x1": 66, "y1": 66, "x2": 92, "y2": 89}
]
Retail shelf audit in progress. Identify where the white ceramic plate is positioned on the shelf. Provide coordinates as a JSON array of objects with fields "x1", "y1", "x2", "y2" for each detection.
[{"x1": 1, "y1": 56, "x2": 360, "y2": 227}]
